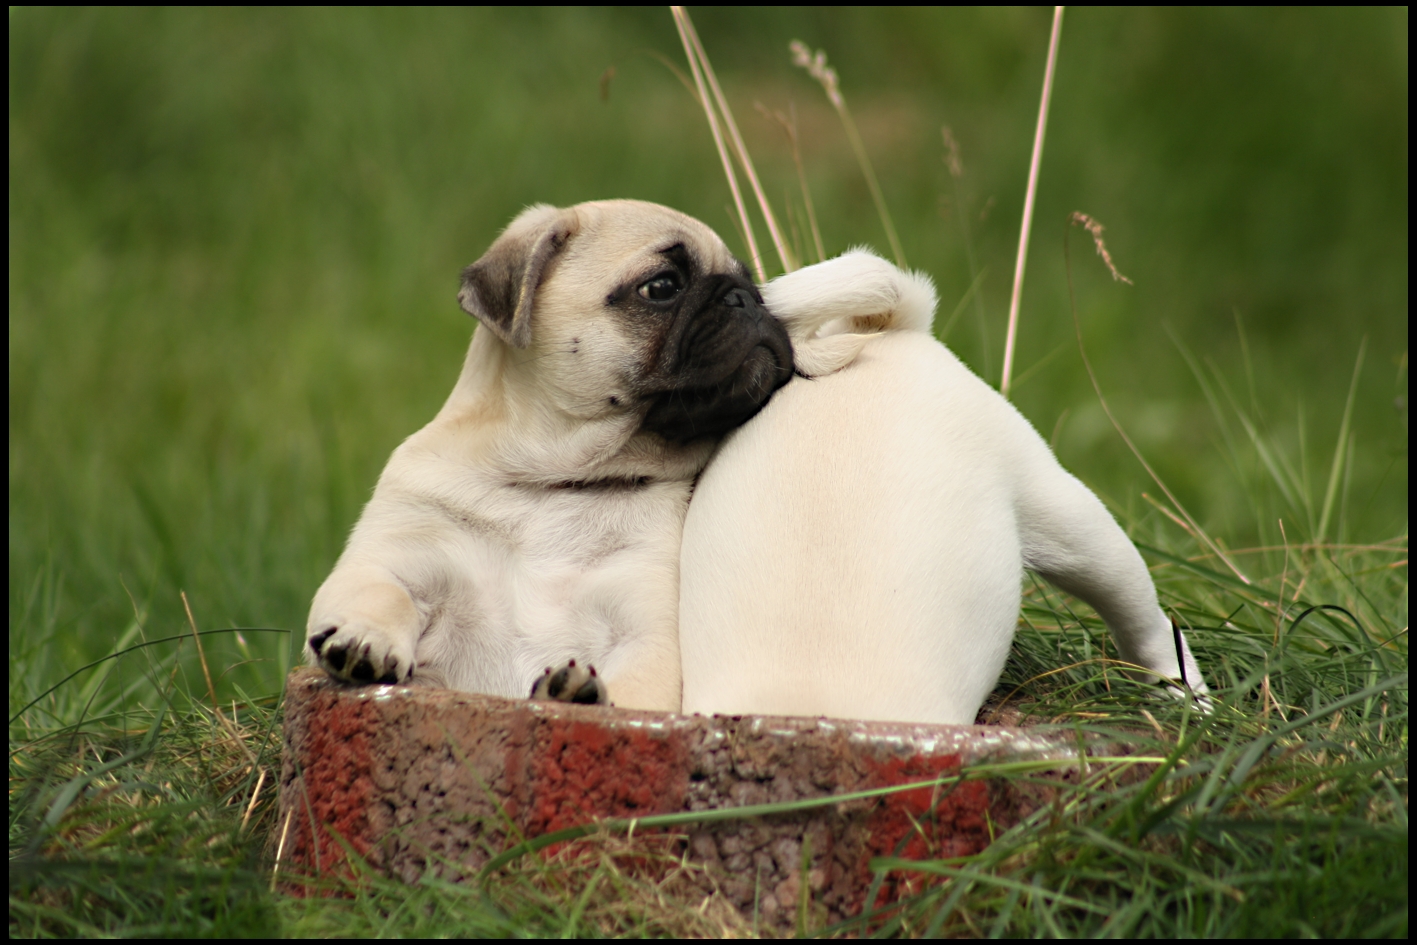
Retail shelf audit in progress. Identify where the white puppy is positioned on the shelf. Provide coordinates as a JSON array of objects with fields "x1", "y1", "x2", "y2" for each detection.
[{"x1": 679, "y1": 251, "x2": 1208, "y2": 725}]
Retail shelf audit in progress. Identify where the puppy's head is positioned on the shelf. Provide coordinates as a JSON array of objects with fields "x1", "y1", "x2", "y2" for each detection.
[{"x1": 459, "y1": 200, "x2": 793, "y2": 443}]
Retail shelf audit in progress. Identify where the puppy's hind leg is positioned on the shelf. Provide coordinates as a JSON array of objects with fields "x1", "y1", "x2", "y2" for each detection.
[{"x1": 1015, "y1": 454, "x2": 1209, "y2": 706}]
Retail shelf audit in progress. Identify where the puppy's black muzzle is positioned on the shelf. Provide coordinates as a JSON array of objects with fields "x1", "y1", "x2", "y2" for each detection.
[{"x1": 640, "y1": 278, "x2": 794, "y2": 444}]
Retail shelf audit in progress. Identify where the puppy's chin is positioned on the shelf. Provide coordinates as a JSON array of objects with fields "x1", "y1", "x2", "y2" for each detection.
[{"x1": 640, "y1": 339, "x2": 793, "y2": 444}]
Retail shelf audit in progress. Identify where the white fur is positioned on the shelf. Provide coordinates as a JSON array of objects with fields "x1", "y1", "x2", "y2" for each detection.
[
  {"x1": 679, "y1": 252, "x2": 1209, "y2": 724},
  {"x1": 767, "y1": 248, "x2": 936, "y2": 376}
]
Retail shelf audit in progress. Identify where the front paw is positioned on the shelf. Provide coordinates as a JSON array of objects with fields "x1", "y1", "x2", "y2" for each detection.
[
  {"x1": 307, "y1": 622, "x2": 415, "y2": 685},
  {"x1": 530, "y1": 660, "x2": 609, "y2": 705}
]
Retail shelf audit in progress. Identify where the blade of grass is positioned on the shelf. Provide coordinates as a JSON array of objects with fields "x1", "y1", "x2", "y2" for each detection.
[
  {"x1": 37, "y1": 700, "x2": 169, "y2": 832},
  {"x1": 478, "y1": 756, "x2": 1162, "y2": 879},
  {"x1": 8, "y1": 628, "x2": 291, "y2": 727},
  {"x1": 1064, "y1": 214, "x2": 1252, "y2": 585},
  {"x1": 941, "y1": 126, "x2": 996, "y2": 379},
  {"x1": 1316, "y1": 337, "x2": 1367, "y2": 543},
  {"x1": 938, "y1": 267, "x2": 989, "y2": 343},
  {"x1": 1006, "y1": 340, "x2": 1070, "y2": 394}
]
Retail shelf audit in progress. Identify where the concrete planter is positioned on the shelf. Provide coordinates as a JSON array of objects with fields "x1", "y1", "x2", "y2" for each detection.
[{"x1": 279, "y1": 668, "x2": 1116, "y2": 930}]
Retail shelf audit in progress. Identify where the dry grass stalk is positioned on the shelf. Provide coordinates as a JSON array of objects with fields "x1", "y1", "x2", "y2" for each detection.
[
  {"x1": 669, "y1": 9, "x2": 762, "y2": 280},
  {"x1": 672, "y1": 7, "x2": 794, "y2": 276},
  {"x1": 790, "y1": 39, "x2": 906, "y2": 269},
  {"x1": 182, "y1": 590, "x2": 260, "y2": 767},
  {"x1": 507, "y1": 829, "x2": 758, "y2": 937},
  {"x1": 272, "y1": 807, "x2": 295, "y2": 892},
  {"x1": 756, "y1": 100, "x2": 825, "y2": 263},
  {"x1": 1069, "y1": 211, "x2": 1133, "y2": 284},
  {"x1": 941, "y1": 124, "x2": 964, "y2": 180},
  {"x1": 1001, "y1": 5, "x2": 1065, "y2": 400}
]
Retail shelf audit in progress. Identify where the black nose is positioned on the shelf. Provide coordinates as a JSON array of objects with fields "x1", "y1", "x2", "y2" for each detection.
[{"x1": 721, "y1": 287, "x2": 751, "y2": 309}]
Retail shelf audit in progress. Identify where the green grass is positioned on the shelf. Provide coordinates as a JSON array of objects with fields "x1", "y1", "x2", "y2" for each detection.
[
  {"x1": 10, "y1": 539, "x2": 1407, "y2": 936},
  {"x1": 9, "y1": 7, "x2": 1408, "y2": 937}
]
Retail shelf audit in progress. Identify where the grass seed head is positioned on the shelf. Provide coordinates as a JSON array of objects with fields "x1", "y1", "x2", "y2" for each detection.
[
  {"x1": 1070, "y1": 211, "x2": 1133, "y2": 284},
  {"x1": 789, "y1": 40, "x2": 842, "y2": 108},
  {"x1": 941, "y1": 125, "x2": 964, "y2": 179}
]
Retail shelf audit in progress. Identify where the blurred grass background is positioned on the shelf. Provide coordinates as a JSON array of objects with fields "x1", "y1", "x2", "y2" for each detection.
[
  {"x1": 8, "y1": 10, "x2": 1408, "y2": 937},
  {"x1": 8, "y1": 7, "x2": 1407, "y2": 710}
]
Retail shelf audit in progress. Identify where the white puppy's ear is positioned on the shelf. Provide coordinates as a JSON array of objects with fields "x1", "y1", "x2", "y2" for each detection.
[
  {"x1": 762, "y1": 249, "x2": 938, "y2": 376},
  {"x1": 458, "y1": 204, "x2": 580, "y2": 348}
]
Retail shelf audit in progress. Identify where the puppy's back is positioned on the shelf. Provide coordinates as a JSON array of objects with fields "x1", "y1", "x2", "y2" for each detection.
[{"x1": 680, "y1": 331, "x2": 1032, "y2": 724}]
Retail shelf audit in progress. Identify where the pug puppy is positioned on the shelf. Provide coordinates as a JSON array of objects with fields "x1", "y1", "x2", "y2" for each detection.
[
  {"x1": 679, "y1": 250, "x2": 1209, "y2": 725},
  {"x1": 306, "y1": 200, "x2": 793, "y2": 710}
]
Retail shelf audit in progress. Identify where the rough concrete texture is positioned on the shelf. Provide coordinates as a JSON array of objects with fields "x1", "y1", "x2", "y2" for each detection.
[{"x1": 279, "y1": 668, "x2": 1111, "y2": 929}]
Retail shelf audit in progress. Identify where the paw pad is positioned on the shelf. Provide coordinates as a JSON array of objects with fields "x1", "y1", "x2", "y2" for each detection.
[{"x1": 530, "y1": 659, "x2": 608, "y2": 705}]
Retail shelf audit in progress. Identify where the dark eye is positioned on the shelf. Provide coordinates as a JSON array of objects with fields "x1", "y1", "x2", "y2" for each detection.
[{"x1": 637, "y1": 273, "x2": 682, "y2": 302}]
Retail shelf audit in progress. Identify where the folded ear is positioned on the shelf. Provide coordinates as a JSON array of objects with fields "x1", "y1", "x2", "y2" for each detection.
[{"x1": 457, "y1": 204, "x2": 580, "y2": 348}]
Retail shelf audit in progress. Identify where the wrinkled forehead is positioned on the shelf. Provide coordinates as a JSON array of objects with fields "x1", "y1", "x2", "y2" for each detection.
[{"x1": 567, "y1": 200, "x2": 748, "y2": 281}]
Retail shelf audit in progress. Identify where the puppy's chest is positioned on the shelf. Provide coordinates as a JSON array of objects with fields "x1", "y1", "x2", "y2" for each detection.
[
  {"x1": 455, "y1": 481, "x2": 687, "y2": 627},
  {"x1": 404, "y1": 479, "x2": 679, "y2": 604}
]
